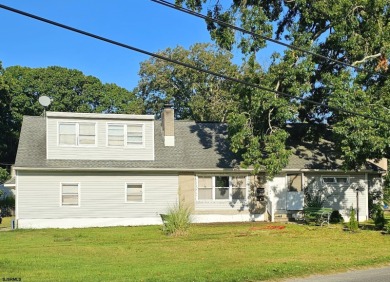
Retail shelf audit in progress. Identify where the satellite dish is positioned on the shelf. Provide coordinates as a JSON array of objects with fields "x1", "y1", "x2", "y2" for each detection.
[{"x1": 38, "y1": 96, "x2": 52, "y2": 107}]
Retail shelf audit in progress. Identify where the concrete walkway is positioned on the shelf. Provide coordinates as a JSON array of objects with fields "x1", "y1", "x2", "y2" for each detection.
[{"x1": 281, "y1": 266, "x2": 390, "y2": 282}]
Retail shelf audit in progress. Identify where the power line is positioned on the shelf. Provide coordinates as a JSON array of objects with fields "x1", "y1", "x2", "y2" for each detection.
[
  {"x1": 152, "y1": 0, "x2": 388, "y2": 79},
  {"x1": 0, "y1": 3, "x2": 388, "y2": 124}
]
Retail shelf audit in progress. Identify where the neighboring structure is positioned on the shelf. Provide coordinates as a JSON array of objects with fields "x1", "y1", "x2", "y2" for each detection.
[
  {"x1": 1, "y1": 171, "x2": 16, "y2": 216},
  {"x1": 12, "y1": 108, "x2": 385, "y2": 228},
  {"x1": 1, "y1": 181, "x2": 15, "y2": 199}
]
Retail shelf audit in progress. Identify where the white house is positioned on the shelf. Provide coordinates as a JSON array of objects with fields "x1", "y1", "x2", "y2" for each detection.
[{"x1": 12, "y1": 107, "x2": 385, "y2": 228}]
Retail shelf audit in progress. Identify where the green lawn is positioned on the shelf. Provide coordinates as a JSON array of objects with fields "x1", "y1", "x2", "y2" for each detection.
[{"x1": 0, "y1": 219, "x2": 390, "y2": 281}]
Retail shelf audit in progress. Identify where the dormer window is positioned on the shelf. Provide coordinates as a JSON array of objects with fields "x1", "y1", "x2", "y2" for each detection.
[
  {"x1": 58, "y1": 122, "x2": 96, "y2": 146},
  {"x1": 107, "y1": 123, "x2": 144, "y2": 147}
]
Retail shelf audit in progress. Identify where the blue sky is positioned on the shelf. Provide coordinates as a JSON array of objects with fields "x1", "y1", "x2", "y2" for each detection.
[{"x1": 0, "y1": 1, "x2": 216, "y2": 91}]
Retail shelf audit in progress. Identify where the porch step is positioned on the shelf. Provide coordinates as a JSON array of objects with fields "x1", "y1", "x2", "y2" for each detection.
[{"x1": 274, "y1": 213, "x2": 289, "y2": 223}]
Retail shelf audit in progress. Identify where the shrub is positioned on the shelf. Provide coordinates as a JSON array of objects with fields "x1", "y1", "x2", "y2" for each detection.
[
  {"x1": 164, "y1": 203, "x2": 191, "y2": 236},
  {"x1": 0, "y1": 168, "x2": 9, "y2": 183},
  {"x1": 370, "y1": 203, "x2": 383, "y2": 220},
  {"x1": 303, "y1": 179, "x2": 325, "y2": 208},
  {"x1": 374, "y1": 208, "x2": 386, "y2": 230},
  {"x1": 329, "y1": 210, "x2": 344, "y2": 224},
  {"x1": 348, "y1": 207, "x2": 359, "y2": 232},
  {"x1": 0, "y1": 195, "x2": 15, "y2": 216},
  {"x1": 384, "y1": 223, "x2": 390, "y2": 234}
]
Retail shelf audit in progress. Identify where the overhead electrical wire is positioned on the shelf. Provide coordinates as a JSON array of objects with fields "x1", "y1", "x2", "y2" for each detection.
[
  {"x1": 0, "y1": 3, "x2": 388, "y2": 124},
  {"x1": 152, "y1": 0, "x2": 388, "y2": 79}
]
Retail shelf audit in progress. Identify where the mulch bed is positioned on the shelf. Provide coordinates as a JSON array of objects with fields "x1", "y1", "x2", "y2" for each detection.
[{"x1": 249, "y1": 225, "x2": 286, "y2": 231}]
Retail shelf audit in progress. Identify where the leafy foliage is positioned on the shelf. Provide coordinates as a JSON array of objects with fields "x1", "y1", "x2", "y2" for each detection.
[
  {"x1": 348, "y1": 207, "x2": 359, "y2": 232},
  {"x1": 0, "y1": 195, "x2": 15, "y2": 217},
  {"x1": 135, "y1": 43, "x2": 239, "y2": 121},
  {"x1": 303, "y1": 180, "x2": 324, "y2": 208},
  {"x1": 329, "y1": 210, "x2": 344, "y2": 224},
  {"x1": 135, "y1": 43, "x2": 298, "y2": 177},
  {"x1": 382, "y1": 170, "x2": 390, "y2": 205},
  {"x1": 373, "y1": 208, "x2": 386, "y2": 230},
  {"x1": 0, "y1": 168, "x2": 9, "y2": 183},
  {"x1": 177, "y1": 0, "x2": 390, "y2": 172}
]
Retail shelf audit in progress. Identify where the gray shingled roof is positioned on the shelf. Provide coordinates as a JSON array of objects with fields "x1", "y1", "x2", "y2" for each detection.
[
  {"x1": 15, "y1": 116, "x2": 381, "y2": 171},
  {"x1": 15, "y1": 116, "x2": 240, "y2": 170}
]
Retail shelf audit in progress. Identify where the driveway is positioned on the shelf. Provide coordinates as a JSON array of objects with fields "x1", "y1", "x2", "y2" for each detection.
[{"x1": 281, "y1": 266, "x2": 390, "y2": 282}]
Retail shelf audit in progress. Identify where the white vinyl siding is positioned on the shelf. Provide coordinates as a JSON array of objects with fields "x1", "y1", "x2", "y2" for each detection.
[
  {"x1": 107, "y1": 123, "x2": 144, "y2": 147},
  {"x1": 17, "y1": 171, "x2": 178, "y2": 220},
  {"x1": 126, "y1": 183, "x2": 144, "y2": 203},
  {"x1": 306, "y1": 173, "x2": 368, "y2": 221},
  {"x1": 61, "y1": 183, "x2": 79, "y2": 206},
  {"x1": 58, "y1": 122, "x2": 96, "y2": 146}
]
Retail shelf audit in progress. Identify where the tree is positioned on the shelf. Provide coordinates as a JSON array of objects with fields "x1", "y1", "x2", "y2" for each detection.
[
  {"x1": 0, "y1": 167, "x2": 9, "y2": 183},
  {"x1": 177, "y1": 0, "x2": 390, "y2": 173},
  {"x1": 134, "y1": 43, "x2": 240, "y2": 122},
  {"x1": 0, "y1": 64, "x2": 144, "y2": 166}
]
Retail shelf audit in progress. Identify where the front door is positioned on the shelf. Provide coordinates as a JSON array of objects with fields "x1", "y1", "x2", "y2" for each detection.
[{"x1": 286, "y1": 174, "x2": 304, "y2": 210}]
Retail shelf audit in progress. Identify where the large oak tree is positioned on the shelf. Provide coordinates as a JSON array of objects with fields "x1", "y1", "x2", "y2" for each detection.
[
  {"x1": 176, "y1": 0, "x2": 390, "y2": 175},
  {"x1": 135, "y1": 43, "x2": 240, "y2": 122}
]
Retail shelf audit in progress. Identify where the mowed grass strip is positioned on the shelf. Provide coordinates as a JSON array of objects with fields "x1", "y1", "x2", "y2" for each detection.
[{"x1": 0, "y1": 220, "x2": 390, "y2": 281}]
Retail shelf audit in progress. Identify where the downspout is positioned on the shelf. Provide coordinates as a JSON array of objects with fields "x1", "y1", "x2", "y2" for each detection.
[{"x1": 14, "y1": 169, "x2": 18, "y2": 229}]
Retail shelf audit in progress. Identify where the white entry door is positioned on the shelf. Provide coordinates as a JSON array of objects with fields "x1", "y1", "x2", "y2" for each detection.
[
  {"x1": 286, "y1": 174, "x2": 304, "y2": 210},
  {"x1": 269, "y1": 176, "x2": 287, "y2": 211},
  {"x1": 287, "y1": 192, "x2": 304, "y2": 210}
]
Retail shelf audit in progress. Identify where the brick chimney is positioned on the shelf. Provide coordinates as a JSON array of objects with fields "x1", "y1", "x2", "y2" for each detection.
[{"x1": 162, "y1": 104, "x2": 175, "y2": 146}]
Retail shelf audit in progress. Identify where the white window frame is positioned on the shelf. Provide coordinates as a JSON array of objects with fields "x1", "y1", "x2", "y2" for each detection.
[
  {"x1": 60, "y1": 182, "x2": 80, "y2": 207},
  {"x1": 321, "y1": 176, "x2": 350, "y2": 185},
  {"x1": 125, "y1": 183, "x2": 145, "y2": 203},
  {"x1": 107, "y1": 123, "x2": 145, "y2": 147},
  {"x1": 58, "y1": 122, "x2": 97, "y2": 147},
  {"x1": 196, "y1": 175, "x2": 248, "y2": 202}
]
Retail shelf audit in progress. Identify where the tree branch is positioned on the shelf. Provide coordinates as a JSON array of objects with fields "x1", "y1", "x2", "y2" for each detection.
[
  {"x1": 268, "y1": 108, "x2": 274, "y2": 134},
  {"x1": 351, "y1": 53, "x2": 382, "y2": 66},
  {"x1": 312, "y1": 24, "x2": 331, "y2": 41}
]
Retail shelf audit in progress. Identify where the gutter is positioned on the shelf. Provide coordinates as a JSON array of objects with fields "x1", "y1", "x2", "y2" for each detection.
[
  {"x1": 12, "y1": 166, "x2": 254, "y2": 173},
  {"x1": 13, "y1": 166, "x2": 381, "y2": 174}
]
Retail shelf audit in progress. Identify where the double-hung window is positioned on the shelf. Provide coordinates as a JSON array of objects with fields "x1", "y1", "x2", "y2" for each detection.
[
  {"x1": 58, "y1": 122, "x2": 96, "y2": 146},
  {"x1": 231, "y1": 176, "x2": 246, "y2": 200},
  {"x1": 107, "y1": 124, "x2": 144, "y2": 147},
  {"x1": 197, "y1": 175, "x2": 247, "y2": 201},
  {"x1": 215, "y1": 176, "x2": 229, "y2": 200},
  {"x1": 322, "y1": 176, "x2": 349, "y2": 184},
  {"x1": 126, "y1": 183, "x2": 144, "y2": 203},
  {"x1": 127, "y1": 124, "x2": 143, "y2": 145},
  {"x1": 107, "y1": 124, "x2": 125, "y2": 146},
  {"x1": 61, "y1": 183, "x2": 79, "y2": 206}
]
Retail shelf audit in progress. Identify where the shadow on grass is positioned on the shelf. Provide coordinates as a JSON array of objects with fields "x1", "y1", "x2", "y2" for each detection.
[{"x1": 0, "y1": 217, "x2": 14, "y2": 231}]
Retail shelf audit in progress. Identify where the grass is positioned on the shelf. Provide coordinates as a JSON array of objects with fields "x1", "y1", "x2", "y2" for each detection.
[
  {"x1": 0, "y1": 219, "x2": 390, "y2": 281},
  {"x1": 0, "y1": 216, "x2": 13, "y2": 230}
]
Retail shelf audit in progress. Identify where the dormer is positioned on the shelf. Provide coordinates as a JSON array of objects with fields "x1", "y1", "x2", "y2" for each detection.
[{"x1": 46, "y1": 112, "x2": 155, "y2": 161}]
